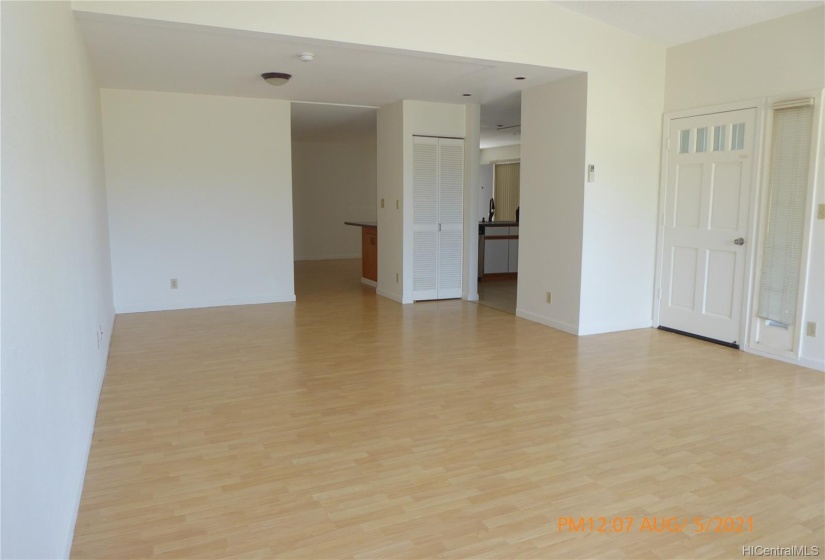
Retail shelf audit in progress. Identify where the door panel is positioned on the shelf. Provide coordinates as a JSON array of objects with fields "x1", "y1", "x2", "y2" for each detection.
[
  {"x1": 669, "y1": 247, "x2": 698, "y2": 310},
  {"x1": 437, "y1": 139, "x2": 464, "y2": 299},
  {"x1": 709, "y1": 163, "x2": 743, "y2": 230},
  {"x1": 413, "y1": 137, "x2": 439, "y2": 300},
  {"x1": 704, "y1": 250, "x2": 736, "y2": 317},
  {"x1": 659, "y1": 108, "x2": 756, "y2": 345},
  {"x1": 674, "y1": 165, "x2": 703, "y2": 228}
]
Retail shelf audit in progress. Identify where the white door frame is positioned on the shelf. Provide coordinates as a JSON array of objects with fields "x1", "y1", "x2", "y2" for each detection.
[{"x1": 653, "y1": 98, "x2": 767, "y2": 348}]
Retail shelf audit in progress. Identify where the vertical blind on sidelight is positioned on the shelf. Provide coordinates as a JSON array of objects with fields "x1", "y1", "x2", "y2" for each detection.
[
  {"x1": 757, "y1": 99, "x2": 815, "y2": 325},
  {"x1": 494, "y1": 162, "x2": 520, "y2": 222}
]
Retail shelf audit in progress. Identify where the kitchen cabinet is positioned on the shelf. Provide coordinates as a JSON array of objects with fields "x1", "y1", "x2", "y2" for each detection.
[
  {"x1": 361, "y1": 226, "x2": 377, "y2": 282},
  {"x1": 484, "y1": 238, "x2": 509, "y2": 273},
  {"x1": 479, "y1": 223, "x2": 518, "y2": 279}
]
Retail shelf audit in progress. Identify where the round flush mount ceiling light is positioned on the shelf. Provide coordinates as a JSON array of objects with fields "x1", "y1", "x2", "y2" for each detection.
[
  {"x1": 261, "y1": 72, "x2": 292, "y2": 86},
  {"x1": 298, "y1": 52, "x2": 315, "y2": 62}
]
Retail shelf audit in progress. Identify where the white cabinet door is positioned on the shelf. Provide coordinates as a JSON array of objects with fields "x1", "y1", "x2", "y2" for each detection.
[
  {"x1": 508, "y1": 239, "x2": 519, "y2": 272},
  {"x1": 412, "y1": 136, "x2": 464, "y2": 301},
  {"x1": 437, "y1": 138, "x2": 464, "y2": 299},
  {"x1": 484, "y1": 239, "x2": 509, "y2": 273},
  {"x1": 412, "y1": 137, "x2": 439, "y2": 300}
]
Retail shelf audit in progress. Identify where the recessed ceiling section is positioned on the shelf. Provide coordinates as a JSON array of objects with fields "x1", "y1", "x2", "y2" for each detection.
[
  {"x1": 291, "y1": 103, "x2": 377, "y2": 143},
  {"x1": 75, "y1": 11, "x2": 580, "y2": 148},
  {"x1": 552, "y1": 0, "x2": 822, "y2": 47}
]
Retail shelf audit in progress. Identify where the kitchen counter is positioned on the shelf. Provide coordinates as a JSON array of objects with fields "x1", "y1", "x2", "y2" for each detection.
[
  {"x1": 479, "y1": 221, "x2": 519, "y2": 227},
  {"x1": 478, "y1": 222, "x2": 519, "y2": 280},
  {"x1": 344, "y1": 221, "x2": 377, "y2": 228}
]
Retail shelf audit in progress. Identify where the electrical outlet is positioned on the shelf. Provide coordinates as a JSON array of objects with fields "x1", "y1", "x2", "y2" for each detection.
[
  {"x1": 396, "y1": 200, "x2": 400, "y2": 210},
  {"x1": 546, "y1": 292, "x2": 552, "y2": 304},
  {"x1": 818, "y1": 204, "x2": 825, "y2": 220},
  {"x1": 171, "y1": 278, "x2": 178, "y2": 289},
  {"x1": 396, "y1": 272, "x2": 399, "y2": 283},
  {"x1": 381, "y1": 198, "x2": 385, "y2": 208},
  {"x1": 807, "y1": 322, "x2": 817, "y2": 337}
]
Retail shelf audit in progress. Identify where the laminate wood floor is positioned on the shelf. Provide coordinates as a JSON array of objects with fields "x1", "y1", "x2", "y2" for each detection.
[
  {"x1": 476, "y1": 279, "x2": 517, "y2": 315},
  {"x1": 72, "y1": 259, "x2": 824, "y2": 559}
]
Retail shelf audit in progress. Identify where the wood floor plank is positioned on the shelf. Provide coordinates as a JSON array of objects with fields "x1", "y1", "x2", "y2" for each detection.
[{"x1": 72, "y1": 259, "x2": 824, "y2": 559}]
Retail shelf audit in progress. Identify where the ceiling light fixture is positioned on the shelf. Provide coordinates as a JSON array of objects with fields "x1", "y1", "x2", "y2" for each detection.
[
  {"x1": 261, "y1": 72, "x2": 292, "y2": 86},
  {"x1": 298, "y1": 52, "x2": 315, "y2": 62}
]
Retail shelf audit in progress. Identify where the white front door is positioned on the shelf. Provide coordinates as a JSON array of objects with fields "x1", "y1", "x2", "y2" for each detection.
[{"x1": 659, "y1": 108, "x2": 757, "y2": 346}]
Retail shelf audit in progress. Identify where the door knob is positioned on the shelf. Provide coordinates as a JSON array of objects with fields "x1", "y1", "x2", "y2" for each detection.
[{"x1": 734, "y1": 238, "x2": 745, "y2": 246}]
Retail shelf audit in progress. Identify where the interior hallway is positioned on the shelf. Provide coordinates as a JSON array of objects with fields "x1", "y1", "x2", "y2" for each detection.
[{"x1": 72, "y1": 259, "x2": 824, "y2": 558}]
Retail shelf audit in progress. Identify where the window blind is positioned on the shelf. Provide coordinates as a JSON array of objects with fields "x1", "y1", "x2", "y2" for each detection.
[
  {"x1": 494, "y1": 162, "x2": 520, "y2": 222},
  {"x1": 757, "y1": 101, "x2": 814, "y2": 325}
]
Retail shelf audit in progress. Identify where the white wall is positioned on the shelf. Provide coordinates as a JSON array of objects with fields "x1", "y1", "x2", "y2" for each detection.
[
  {"x1": 1, "y1": 2, "x2": 115, "y2": 558},
  {"x1": 74, "y1": 0, "x2": 667, "y2": 334},
  {"x1": 292, "y1": 136, "x2": 377, "y2": 260},
  {"x1": 463, "y1": 104, "x2": 481, "y2": 301},
  {"x1": 480, "y1": 144, "x2": 521, "y2": 165},
  {"x1": 401, "y1": 101, "x2": 468, "y2": 304},
  {"x1": 665, "y1": 8, "x2": 825, "y2": 113},
  {"x1": 376, "y1": 101, "x2": 405, "y2": 302},
  {"x1": 102, "y1": 89, "x2": 295, "y2": 313},
  {"x1": 665, "y1": 8, "x2": 825, "y2": 369},
  {"x1": 377, "y1": 100, "x2": 470, "y2": 303},
  {"x1": 518, "y1": 75, "x2": 588, "y2": 333},
  {"x1": 578, "y1": 42, "x2": 668, "y2": 335}
]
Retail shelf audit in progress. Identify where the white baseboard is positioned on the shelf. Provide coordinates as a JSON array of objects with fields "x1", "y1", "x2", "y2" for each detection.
[
  {"x1": 116, "y1": 294, "x2": 296, "y2": 314},
  {"x1": 361, "y1": 278, "x2": 377, "y2": 287},
  {"x1": 465, "y1": 292, "x2": 480, "y2": 302},
  {"x1": 745, "y1": 346, "x2": 825, "y2": 372},
  {"x1": 799, "y1": 357, "x2": 825, "y2": 372},
  {"x1": 294, "y1": 254, "x2": 361, "y2": 261},
  {"x1": 577, "y1": 319, "x2": 654, "y2": 336},
  {"x1": 376, "y1": 288, "x2": 403, "y2": 303},
  {"x1": 516, "y1": 308, "x2": 578, "y2": 335}
]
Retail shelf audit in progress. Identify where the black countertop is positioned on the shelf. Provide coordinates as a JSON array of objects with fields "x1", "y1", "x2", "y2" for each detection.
[
  {"x1": 344, "y1": 221, "x2": 377, "y2": 228},
  {"x1": 479, "y1": 221, "x2": 519, "y2": 227}
]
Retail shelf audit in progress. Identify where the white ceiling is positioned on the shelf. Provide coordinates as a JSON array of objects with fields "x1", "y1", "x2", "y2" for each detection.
[
  {"x1": 553, "y1": 1, "x2": 822, "y2": 47},
  {"x1": 75, "y1": 12, "x2": 579, "y2": 148}
]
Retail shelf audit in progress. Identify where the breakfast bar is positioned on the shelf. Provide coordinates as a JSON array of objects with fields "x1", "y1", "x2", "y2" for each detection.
[{"x1": 344, "y1": 221, "x2": 377, "y2": 286}]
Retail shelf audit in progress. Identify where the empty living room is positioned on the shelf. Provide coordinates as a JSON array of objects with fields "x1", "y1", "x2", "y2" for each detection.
[{"x1": 2, "y1": 1, "x2": 823, "y2": 559}]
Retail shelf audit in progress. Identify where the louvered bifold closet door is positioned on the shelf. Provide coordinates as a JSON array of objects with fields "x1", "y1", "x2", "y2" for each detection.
[
  {"x1": 413, "y1": 137, "x2": 439, "y2": 301},
  {"x1": 436, "y1": 138, "x2": 464, "y2": 299}
]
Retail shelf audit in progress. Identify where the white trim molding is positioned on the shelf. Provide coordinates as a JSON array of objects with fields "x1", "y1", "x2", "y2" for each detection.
[{"x1": 116, "y1": 294, "x2": 296, "y2": 314}]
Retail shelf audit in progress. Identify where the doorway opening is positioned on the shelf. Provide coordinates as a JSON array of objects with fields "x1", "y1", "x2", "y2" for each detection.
[{"x1": 477, "y1": 141, "x2": 521, "y2": 315}]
